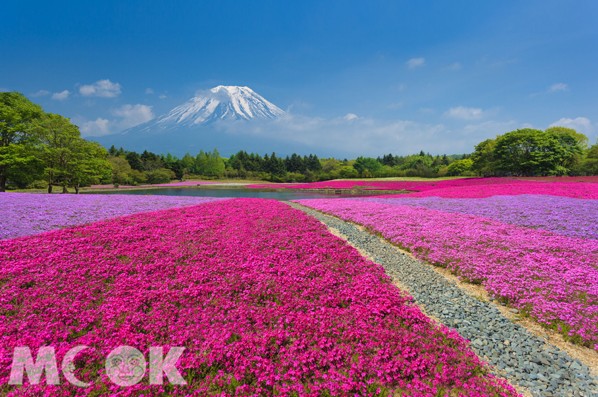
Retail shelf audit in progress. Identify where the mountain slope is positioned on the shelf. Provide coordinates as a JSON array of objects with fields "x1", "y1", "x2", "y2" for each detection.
[
  {"x1": 93, "y1": 86, "x2": 299, "y2": 155},
  {"x1": 129, "y1": 85, "x2": 286, "y2": 134}
]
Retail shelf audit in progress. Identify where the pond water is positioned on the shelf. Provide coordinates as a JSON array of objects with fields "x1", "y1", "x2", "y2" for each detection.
[{"x1": 87, "y1": 187, "x2": 353, "y2": 201}]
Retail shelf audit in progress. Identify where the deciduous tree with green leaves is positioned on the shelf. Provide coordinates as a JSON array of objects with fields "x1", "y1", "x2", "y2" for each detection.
[
  {"x1": 0, "y1": 92, "x2": 44, "y2": 191},
  {"x1": 34, "y1": 113, "x2": 111, "y2": 193},
  {"x1": 481, "y1": 127, "x2": 588, "y2": 176}
]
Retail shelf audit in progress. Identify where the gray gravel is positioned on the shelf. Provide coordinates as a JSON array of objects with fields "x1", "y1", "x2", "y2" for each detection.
[{"x1": 289, "y1": 202, "x2": 598, "y2": 397}]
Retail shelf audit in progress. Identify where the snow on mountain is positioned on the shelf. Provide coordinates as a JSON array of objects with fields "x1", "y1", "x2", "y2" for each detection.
[
  {"x1": 130, "y1": 86, "x2": 285, "y2": 134},
  {"x1": 94, "y1": 85, "x2": 296, "y2": 155}
]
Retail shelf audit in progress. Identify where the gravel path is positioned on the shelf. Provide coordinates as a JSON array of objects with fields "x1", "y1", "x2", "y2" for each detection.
[{"x1": 289, "y1": 202, "x2": 598, "y2": 397}]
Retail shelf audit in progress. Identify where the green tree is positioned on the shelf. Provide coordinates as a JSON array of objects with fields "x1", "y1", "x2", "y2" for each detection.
[
  {"x1": 493, "y1": 128, "x2": 578, "y2": 176},
  {"x1": 109, "y1": 156, "x2": 134, "y2": 186},
  {"x1": 353, "y1": 157, "x2": 382, "y2": 177},
  {"x1": 471, "y1": 138, "x2": 497, "y2": 176},
  {"x1": 35, "y1": 113, "x2": 109, "y2": 193},
  {"x1": 35, "y1": 113, "x2": 82, "y2": 193},
  {"x1": 0, "y1": 92, "x2": 44, "y2": 191},
  {"x1": 285, "y1": 153, "x2": 305, "y2": 173},
  {"x1": 0, "y1": 144, "x2": 44, "y2": 188},
  {"x1": 67, "y1": 140, "x2": 111, "y2": 193},
  {"x1": 125, "y1": 151, "x2": 143, "y2": 171},
  {"x1": 545, "y1": 126, "x2": 587, "y2": 172},
  {"x1": 264, "y1": 152, "x2": 286, "y2": 180},
  {"x1": 140, "y1": 150, "x2": 164, "y2": 171},
  {"x1": 195, "y1": 149, "x2": 225, "y2": 177},
  {"x1": 446, "y1": 158, "x2": 474, "y2": 176},
  {"x1": 580, "y1": 142, "x2": 598, "y2": 175},
  {"x1": 145, "y1": 168, "x2": 175, "y2": 184},
  {"x1": 180, "y1": 153, "x2": 195, "y2": 176}
]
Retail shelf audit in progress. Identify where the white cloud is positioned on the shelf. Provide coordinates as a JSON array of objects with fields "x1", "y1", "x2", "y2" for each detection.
[
  {"x1": 79, "y1": 79, "x2": 121, "y2": 98},
  {"x1": 461, "y1": 120, "x2": 519, "y2": 137},
  {"x1": 549, "y1": 117, "x2": 592, "y2": 134},
  {"x1": 343, "y1": 113, "x2": 359, "y2": 121},
  {"x1": 548, "y1": 83, "x2": 568, "y2": 93},
  {"x1": 51, "y1": 90, "x2": 70, "y2": 101},
  {"x1": 112, "y1": 104, "x2": 155, "y2": 129},
  {"x1": 406, "y1": 57, "x2": 425, "y2": 69},
  {"x1": 31, "y1": 90, "x2": 50, "y2": 97},
  {"x1": 76, "y1": 104, "x2": 154, "y2": 137},
  {"x1": 447, "y1": 62, "x2": 462, "y2": 71},
  {"x1": 444, "y1": 106, "x2": 484, "y2": 120},
  {"x1": 78, "y1": 118, "x2": 111, "y2": 137},
  {"x1": 214, "y1": 114, "x2": 460, "y2": 156},
  {"x1": 159, "y1": 94, "x2": 167, "y2": 100},
  {"x1": 145, "y1": 88, "x2": 154, "y2": 95}
]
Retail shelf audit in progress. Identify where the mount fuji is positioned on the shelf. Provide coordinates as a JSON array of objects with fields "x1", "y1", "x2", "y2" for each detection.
[
  {"x1": 135, "y1": 85, "x2": 286, "y2": 132},
  {"x1": 93, "y1": 86, "x2": 315, "y2": 156}
]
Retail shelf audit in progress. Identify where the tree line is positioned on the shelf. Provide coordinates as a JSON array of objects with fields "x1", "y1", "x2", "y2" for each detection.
[
  {"x1": 106, "y1": 148, "x2": 475, "y2": 183},
  {"x1": 2, "y1": 92, "x2": 597, "y2": 193},
  {"x1": 102, "y1": 130, "x2": 598, "y2": 182}
]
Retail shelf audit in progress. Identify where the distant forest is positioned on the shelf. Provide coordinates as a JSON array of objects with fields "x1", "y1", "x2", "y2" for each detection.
[
  {"x1": 1, "y1": 92, "x2": 597, "y2": 192},
  {"x1": 105, "y1": 123, "x2": 598, "y2": 185}
]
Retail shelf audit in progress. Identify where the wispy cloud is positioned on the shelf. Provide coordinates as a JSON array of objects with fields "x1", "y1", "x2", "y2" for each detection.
[
  {"x1": 76, "y1": 104, "x2": 154, "y2": 137},
  {"x1": 530, "y1": 82, "x2": 570, "y2": 97},
  {"x1": 78, "y1": 118, "x2": 111, "y2": 137},
  {"x1": 550, "y1": 117, "x2": 592, "y2": 134},
  {"x1": 112, "y1": 104, "x2": 155, "y2": 129},
  {"x1": 145, "y1": 88, "x2": 154, "y2": 95},
  {"x1": 215, "y1": 114, "x2": 460, "y2": 156},
  {"x1": 444, "y1": 106, "x2": 484, "y2": 120},
  {"x1": 406, "y1": 57, "x2": 425, "y2": 69},
  {"x1": 461, "y1": 120, "x2": 519, "y2": 137},
  {"x1": 31, "y1": 90, "x2": 50, "y2": 97},
  {"x1": 79, "y1": 79, "x2": 122, "y2": 98},
  {"x1": 343, "y1": 113, "x2": 359, "y2": 121},
  {"x1": 548, "y1": 83, "x2": 568, "y2": 93},
  {"x1": 51, "y1": 90, "x2": 70, "y2": 101}
]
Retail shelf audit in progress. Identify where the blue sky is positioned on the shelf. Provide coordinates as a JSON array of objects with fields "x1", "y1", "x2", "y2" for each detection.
[{"x1": 2, "y1": 0, "x2": 597, "y2": 155}]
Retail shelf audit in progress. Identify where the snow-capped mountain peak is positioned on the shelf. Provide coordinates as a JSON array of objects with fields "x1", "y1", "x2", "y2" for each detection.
[{"x1": 157, "y1": 85, "x2": 285, "y2": 127}]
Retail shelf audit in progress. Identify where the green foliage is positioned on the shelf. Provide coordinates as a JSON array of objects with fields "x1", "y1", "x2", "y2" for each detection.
[
  {"x1": 5, "y1": 92, "x2": 596, "y2": 190},
  {"x1": 145, "y1": 168, "x2": 176, "y2": 184},
  {"x1": 34, "y1": 113, "x2": 111, "y2": 192},
  {"x1": 0, "y1": 92, "x2": 44, "y2": 191},
  {"x1": 0, "y1": 94, "x2": 111, "y2": 192},
  {"x1": 580, "y1": 142, "x2": 598, "y2": 175},
  {"x1": 479, "y1": 127, "x2": 588, "y2": 176},
  {"x1": 109, "y1": 156, "x2": 134, "y2": 186},
  {"x1": 0, "y1": 143, "x2": 44, "y2": 188},
  {"x1": 446, "y1": 158, "x2": 474, "y2": 176},
  {"x1": 470, "y1": 139, "x2": 496, "y2": 177},
  {"x1": 353, "y1": 157, "x2": 382, "y2": 176},
  {"x1": 195, "y1": 149, "x2": 225, "y2": 178}
]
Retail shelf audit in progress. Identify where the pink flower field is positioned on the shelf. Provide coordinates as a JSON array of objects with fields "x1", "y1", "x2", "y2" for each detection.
[
  {"x1": 0, "y1": 199, "x2": 518, "y2": 396},
  {"x1": 383, "y1": 182, "x2": 598, "y2": 199},
  {"x1": 251, "y1": 177, "x2": 598, "y2": 199},
  {"x1": 297, "y1": 196, "x2": 598, "y2": 350}
]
